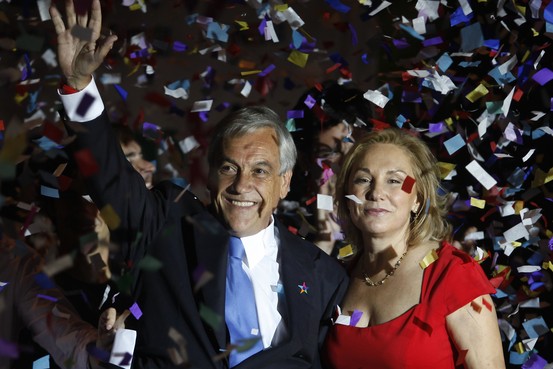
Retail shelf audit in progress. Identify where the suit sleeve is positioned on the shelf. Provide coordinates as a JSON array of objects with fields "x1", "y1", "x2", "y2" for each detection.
[
  {"x1": 64, "y1": 106, "x2": 183, "y2": 268},
  {"x1": 318, "y1": 260, "x2": 348, "y2": 349}
]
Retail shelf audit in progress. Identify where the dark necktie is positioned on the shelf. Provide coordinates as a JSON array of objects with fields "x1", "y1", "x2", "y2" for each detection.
[{"x1": 225, "y1": 236, "x2": 264, "y2": 367}]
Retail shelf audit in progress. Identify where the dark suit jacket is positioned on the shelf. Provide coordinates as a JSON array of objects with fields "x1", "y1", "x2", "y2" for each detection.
[{"x1": 71, "y1": 113, "x2": 348, "y2": 369}]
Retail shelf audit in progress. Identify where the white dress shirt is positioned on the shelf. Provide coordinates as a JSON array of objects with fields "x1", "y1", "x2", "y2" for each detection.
[{"x1": 240, "y1": 218, "x2": 282, "y2": 348}]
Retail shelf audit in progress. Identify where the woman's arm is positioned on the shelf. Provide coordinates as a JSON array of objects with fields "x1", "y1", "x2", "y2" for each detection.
[{"x1": 446, "y1": 294, "x2": 506, "y2": 369}]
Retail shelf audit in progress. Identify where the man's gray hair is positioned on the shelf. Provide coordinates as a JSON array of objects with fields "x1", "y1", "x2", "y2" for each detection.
[{"x1": 207, "y1": 106, "x2": 297, "y2": 174}]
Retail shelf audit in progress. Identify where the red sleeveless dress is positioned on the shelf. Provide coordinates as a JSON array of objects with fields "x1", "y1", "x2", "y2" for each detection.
[{"x1": 323, "y1": 243, "x2": 495, "y2": 369}]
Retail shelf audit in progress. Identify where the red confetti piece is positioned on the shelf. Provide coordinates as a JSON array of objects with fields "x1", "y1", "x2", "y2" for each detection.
[
  {"x1": 412, "y1": 316, "x2": 433, "y2": 336},
  {"x1": 73, "y1": 148, "x2": 99, "y2": 177},
  {"x1": 305, "y1": 195, "x2": 317, "y2": 206},
  {"x1": 470, "y1": 300, "x2": 482, "y2": 313},
  {"x1": 401, "y1": 175, "x2": 415, "y2": 194},
  {"x1": 482, "y1": 297, "x2": 493, "y2": 312},
  {"x1": 43, "y1": 121, "x2": 65, "y2": 143}
]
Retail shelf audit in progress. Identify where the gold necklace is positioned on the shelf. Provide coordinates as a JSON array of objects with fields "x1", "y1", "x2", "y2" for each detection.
[{"x1": 363, "y1": 250, "x2": 408, "y2": 287}]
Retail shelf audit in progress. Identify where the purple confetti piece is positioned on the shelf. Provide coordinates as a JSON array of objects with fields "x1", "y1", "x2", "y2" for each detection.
[
  {"x1": 304, "y1": 95, "x2": 316, "y2": 109},
  {"x1": 392, "y1": 38, "x2": 409, "y2": 49},
  {"x1": 349, "y1": 309, "x2": 363, "y2": 326},
  {"x1": 258, "y1": 18, "x2": 267, "y2": 36},
  {"x1": 422, "y1": 36, "x2": 443, "y2": 47},
  {"x1": 531, "y1": 68, "x2": 553, "y2": 86},
  {"x1": 129, "y1": 302, "x2": 143, "y2": 320},
  {"x1": 76, "y1": 92, "x2": 95, "y2": 117},
  {"x1": 0, "y1": 339, "x2": 19, "y2": 359},
  {"x1": 36, "y1": 294, "x2": 58, "y2": 302},
  {"x1": 259, "y1": 64, "x2": 276, "y2": 77},
  {"x1": 548, "y1": 237, "x2": 553, "y2": 251},
  {"x1": 193, "y1": 264, "x2": 206, "y2": 283},
  {"x1": 173, "y1": 41, "x2": 188, "y2": 52},
  {"x1": 287, "y1": 110, "x2": 304, "y2": 119},
  {"x1": 348, "y1": 23, "x2": 358, "y2": 46},
  {"x1": 429, "y1": 122, "x2": 444, "y2": 133},
  {"x1": 522, "y1": 353, "x2": 547, "y2": 369},
  {"x1": 118, "y1": 352, "x2": 133, "y2": 366},
  {"x1": 199, "y1": 111, "x2": 209, "y2": 122}
]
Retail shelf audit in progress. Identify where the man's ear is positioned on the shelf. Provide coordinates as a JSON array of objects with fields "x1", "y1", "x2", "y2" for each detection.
[{"x1": 280, "y1": 170, "x2": 293, "y2": 199}]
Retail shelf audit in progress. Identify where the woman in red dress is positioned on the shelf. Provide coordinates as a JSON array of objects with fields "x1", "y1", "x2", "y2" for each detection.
[{"x1": 324, "y1": 129, "x2": 505, "y2": 369}]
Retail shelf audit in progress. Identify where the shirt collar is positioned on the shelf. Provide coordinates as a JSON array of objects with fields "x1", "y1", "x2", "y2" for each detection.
[{"x1": 241, "y1": 216, "x2": 277, "y2": 268}]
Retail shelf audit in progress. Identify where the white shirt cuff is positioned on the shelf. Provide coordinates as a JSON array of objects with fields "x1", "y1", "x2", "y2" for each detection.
[{"x1": 58, "y1": 77, "x2": 104, "y2": 122}]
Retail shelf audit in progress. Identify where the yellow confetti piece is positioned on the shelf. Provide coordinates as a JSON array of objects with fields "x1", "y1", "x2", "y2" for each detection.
[
  {"x1": 129, "y1": 3, "x2": 142, "y2": 11},
  {"x1": 521, "y1": 50, "x2": 530, "y2": 63},
  {"x1": 511, "y1": 241, "x2": 522, "y2": 247},
  {"x1": 240, "y1": 70, "x2": 261, "y2": 76},
  {"x1": 338, "y1": 244, "x2": 354, "y2": 259},
  {"x1": 470, "y1": 197, "x2": 486, "y2": 209},
  {"x1": 437, "y1": 162, "x2": 456, "y2": 179},
  {"x1": 546, "y1": 229, "x2": 553, "y2": 239},
  {"x1": 100, "y1": 204, "x2": 121, "y2": 230},
  {"x1": 53, "y1": 163, "x2": 67, "y2": 177},
  {"x1": 127, "y1": 62, "x2": 141, "y2": 77},
  {"x1": 514, "y1": 342, "x2": 525, "y2": 354},
  {"x1": 465, "y1": 84, "x2": 489, "y2": 103},
  {"x1": 531, "y1": 28, "x2": 539, "y2": 37},
  {"x1": 444, "y1": 117, "x2": 454, "y2": 129},
  {"x1": 14, "y1": 92, "x2": 28, "y2": 104},
  {"x1": 288, "y1": 50, "x2": 309, "y2": 68},
  {"x1": 419, "y1": 249, "x2": 439, "y2": 269},
  {"x1": 531, "y1": 168, "x2": 546, "y2": 187},
  {"x1": 274, "y1": 4, "x2": 288, "y2": 11},
  {"x1": 515, "y1": 5, "x2": 525, "y2": 15},
  {"x1": 0, "y1": 132, "x2": 27, "y2": 163},
  {"x1": 545, "y1": 167, "x2": 553, "y2": 184},
  {"x1": 514, "y1": 201, "x2": 524, "y2": 214},
  {"x1": 234, "y1": 20, "x2": 249, "y2": 31},
  {"x1": 542, "y1": 261, "x2": 553, "y2": 272}
]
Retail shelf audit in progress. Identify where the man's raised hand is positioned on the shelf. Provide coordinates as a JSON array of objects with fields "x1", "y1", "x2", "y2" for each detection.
[{"x1": 49, "y1": 0, "x2": 117, "y2": 90}]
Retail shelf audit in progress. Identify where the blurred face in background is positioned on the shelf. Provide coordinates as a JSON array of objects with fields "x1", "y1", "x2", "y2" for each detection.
[
  {"x1": 316, "y1": 121, "x2": 354, "y2": 165},
  {"x1": 121, "y1": 139, "x2": 156, "y2": 189}
]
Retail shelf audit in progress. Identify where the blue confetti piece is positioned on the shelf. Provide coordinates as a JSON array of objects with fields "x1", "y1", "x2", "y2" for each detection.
[
  {"x1": 114, "y1": 84, "x2": 128, "y2": 101},
  {"x1": 324, "y1": 0, "x2": 350, "y2": 13},
  {"x1": 32, "y1": 354, "x2": 49, "y2": 369}
]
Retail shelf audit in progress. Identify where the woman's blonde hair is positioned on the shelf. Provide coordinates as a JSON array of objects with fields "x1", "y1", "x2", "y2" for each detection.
[{"x1": 335, "y1": 128, "x2": 451, "y2": 252}]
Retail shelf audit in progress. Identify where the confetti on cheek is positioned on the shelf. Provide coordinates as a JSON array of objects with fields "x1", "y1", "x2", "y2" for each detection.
[{"x1": 401, "y1": 175, "x2": 415, "y2": 194}]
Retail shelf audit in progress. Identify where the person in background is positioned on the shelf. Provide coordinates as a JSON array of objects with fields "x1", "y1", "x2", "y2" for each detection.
[
  {"x1": 323, "y1": 128, "x2": 505, "y2": 369},
  {"x1": 49, "y1": 1, "x2": 348, "y2": 369},
  {"x1": 111, "y1": 124, "x2": 156, "y2": 189},
  {"x1": 283, "y1": 81, "x2": 371, "y2": 256},
  {"x1": 0, "y1": 227, "x2": 122, "y2": 369}
]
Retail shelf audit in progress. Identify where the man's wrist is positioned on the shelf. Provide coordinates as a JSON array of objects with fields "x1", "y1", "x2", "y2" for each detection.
[{"x1": 65, "y1": 75, "x2": 93, "y2": 91}]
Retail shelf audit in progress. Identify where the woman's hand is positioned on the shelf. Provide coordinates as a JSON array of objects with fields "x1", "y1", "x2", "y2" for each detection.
[{"x1": 49, "y1": 0, "x2": 117, "y2": 90}]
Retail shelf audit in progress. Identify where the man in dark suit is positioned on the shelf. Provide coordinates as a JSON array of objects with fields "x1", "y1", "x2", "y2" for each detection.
[{"x1": 50, "y1": 1, "x2": 348, "y2": 368}]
